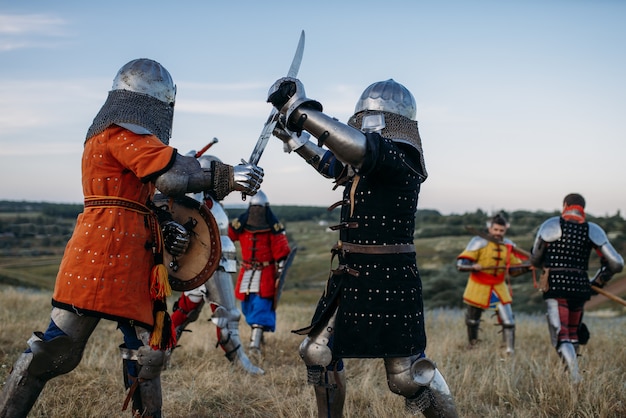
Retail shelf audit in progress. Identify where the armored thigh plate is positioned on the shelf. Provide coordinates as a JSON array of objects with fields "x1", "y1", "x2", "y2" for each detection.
[{"x1": 545, "y1": 298, "x2": 561, "y2": 347}]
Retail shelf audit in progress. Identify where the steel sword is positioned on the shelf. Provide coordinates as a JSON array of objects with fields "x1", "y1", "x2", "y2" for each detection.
[{"x1": 242, "y1": 30, "x2": 305, "y2": 200}]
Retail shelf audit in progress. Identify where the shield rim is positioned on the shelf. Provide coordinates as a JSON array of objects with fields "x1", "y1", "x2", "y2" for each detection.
[{"x1": 154, "y1": 194, "x2": 221, "y2": 291}]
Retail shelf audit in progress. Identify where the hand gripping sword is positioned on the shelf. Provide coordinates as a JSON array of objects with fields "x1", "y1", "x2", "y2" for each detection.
[{"x1": 242, "y1": 30, "x2": 305, "y2": 200}]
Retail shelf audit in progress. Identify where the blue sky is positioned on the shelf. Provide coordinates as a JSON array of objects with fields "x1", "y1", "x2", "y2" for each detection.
[{"x1": 1, "y1": 0, "x2": 625, "y2": 217}]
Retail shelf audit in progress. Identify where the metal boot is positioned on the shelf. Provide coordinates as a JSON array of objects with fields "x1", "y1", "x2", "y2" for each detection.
[{"x1": 406, "y1": 369, "x2": 458, "y2": 418}]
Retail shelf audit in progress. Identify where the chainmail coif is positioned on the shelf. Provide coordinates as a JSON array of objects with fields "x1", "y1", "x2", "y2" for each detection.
[{"x1": 86, "y1": 89, "x2": 174, "y2": 145}]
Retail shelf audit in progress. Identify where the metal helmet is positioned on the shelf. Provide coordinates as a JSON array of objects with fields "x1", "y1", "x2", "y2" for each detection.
[
  {"x1": 249, "y1": 190, "x2": 269, "y2": 207},
  {"x1": 347, "y1": 79, "x2": 427, "y2": 182},
  {"x1": 354, "y1": 79, "x2": 416, "y2": 120},
  {"x1": 112, "y1": 58, "x2": 176, "y2": 105},
  {"x1": 86, "y1": 58, "x2": 176, "y2": 144}
]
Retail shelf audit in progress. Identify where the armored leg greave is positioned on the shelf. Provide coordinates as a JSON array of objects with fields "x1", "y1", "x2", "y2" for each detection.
[
  {"x1": 299, "y1": 310, "x2": 343, "y2": 417},
  {"x1": 308, "y1": 364, "x2": 346, "y2": 418},
  {"x1": 557, "y1": 342, "x2": 582, "y2": 384},
  {"x1": 385, "y1": 356, "x2": 458, "y2": 418},
  {"x1": 0, "y1": 352, "x2": 46, "y2": 418},
  {"x1": 465, "y1": 306, "x2": 482, "y2": 346},
  {"x1": 215, "y1": 318, "x2": 264, "y2": 375},
  {"x1": 496, "y1": 303, "x2": 515, "y2": 355},
  {"x1": 205, "y1": 271, "x2": 264, "y2": 374},
  {"x1": 0, "y1": 308, "x2": 98, "y2": 418},
  {"x1": 545, "y1": 299, "x2": 561, "y2": 348},
  {"x1": 121, "y1": 345, "x2": 165, "y2": 417},
  {"x1": 249, "y1": 325, "x2": 264, "y2": 355}
]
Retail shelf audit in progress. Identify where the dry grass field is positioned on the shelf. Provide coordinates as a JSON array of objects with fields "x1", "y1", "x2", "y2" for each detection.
[{"x1": 1, "y1": 286, "x2": 625, "y2": 418}]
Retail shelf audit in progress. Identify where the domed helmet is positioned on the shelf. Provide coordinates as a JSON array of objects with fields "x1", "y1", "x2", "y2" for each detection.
[
  {"x1": 86, "y1": 58, "x2": 176, "y2": 145},
  {"x1": 348, "y1": 79, "x2": 427, "y2": 180},
  {"x1": 112, "y1": 59, "x2": 176, "y2": 104},
  {"x1": 353, "y1": 79, "x2": 416, "y2": 121},
  {"x1": 249, "y1": 190, "x2": 269, "y2": 207}
]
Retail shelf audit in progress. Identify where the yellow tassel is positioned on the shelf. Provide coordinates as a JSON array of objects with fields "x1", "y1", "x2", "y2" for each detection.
[
  {"x1": 150, "y1": 264, "x2": 171, "y2": 299},
  {"x1": 149, "y1": 310, "x2": 165, "y2": 348}
]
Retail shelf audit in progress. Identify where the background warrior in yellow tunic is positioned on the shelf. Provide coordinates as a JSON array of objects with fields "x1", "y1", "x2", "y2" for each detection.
[{"x1": 456, "y1": 213, "x2": 530, "y2": 354}]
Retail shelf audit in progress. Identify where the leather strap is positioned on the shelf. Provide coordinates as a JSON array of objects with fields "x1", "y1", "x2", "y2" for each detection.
[{"x1": 333, "y1": 241, "x2": 415, "y2": 255}]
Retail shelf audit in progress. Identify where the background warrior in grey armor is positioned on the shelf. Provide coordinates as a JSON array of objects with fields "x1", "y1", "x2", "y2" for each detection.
[
  {"x1": 530, "y1": 193, "x2": 623, "y2": 383},
  {"x1": 0, "y1": 58, "x2": 263, "y2": 418},
  {"x1": 168, "y1": 153, "x2": 264, "y2": 375},
  {"x1": 267, "y1": 77, "x2": 458, "y2": 417}
]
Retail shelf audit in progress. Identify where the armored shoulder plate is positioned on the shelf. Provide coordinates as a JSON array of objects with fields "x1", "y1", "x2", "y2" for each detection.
[
  {"x1": 588, "y1": 222, "x2": 608, "y2": 246},
  {"x1": 465, "y1": 236, "x2": 488, "y2": 251},
  {"x1": 538, "y1": 217, "x2": 562, "y2": 242},
  {"x1": 503, "y1": 238, "x2": 516, "y2": 246}
]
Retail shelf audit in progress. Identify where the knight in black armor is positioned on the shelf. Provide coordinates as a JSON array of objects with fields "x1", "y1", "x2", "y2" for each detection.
[
  {"x1": 530, "y1": 193, "x2": 623, "y2": 383},
  {"x1": 266, "y1": 77, "x2": 458, "y2": 417}
]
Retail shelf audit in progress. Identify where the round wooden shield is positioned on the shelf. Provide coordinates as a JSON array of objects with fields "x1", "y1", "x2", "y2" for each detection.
[{"x1": 153, "y1": 194, "x2": 221, "y2": 291}]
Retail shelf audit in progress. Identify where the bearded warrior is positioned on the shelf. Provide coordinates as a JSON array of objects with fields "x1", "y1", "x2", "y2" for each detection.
[{"x1": 456, "y1": 213, "x2": 530, "y2": 354}]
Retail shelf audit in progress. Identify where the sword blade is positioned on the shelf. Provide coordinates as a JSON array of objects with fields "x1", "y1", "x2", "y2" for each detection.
[
  {"x1": 286, "y1": 30, "x2": 305, "y2": 78},
  {"x1": 248, "y1": 30, "x2": 305, "y2": 166}
]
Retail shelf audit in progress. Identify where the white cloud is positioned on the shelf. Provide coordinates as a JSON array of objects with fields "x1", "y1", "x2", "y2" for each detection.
[
  {"x1": 0, "y1": 14, "x2": 67, "y2": 35},
  {"x1": 0, "y1": 13, "x2": 69, "y2": 51}
]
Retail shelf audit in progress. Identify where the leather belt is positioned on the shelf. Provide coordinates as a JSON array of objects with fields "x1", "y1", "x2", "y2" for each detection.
[
  {"x1": 84, "y1": 196, "x2": 150, "y2": 214},
  {"x1": 546, "y1": 267, "x2": 586, "y2": 273},
  {"x1": 242, "y1": 260, "x2": 272, "y2": 270},
  {"x1": 332, "y1": 241, "x2": 415, "y2": 255}
]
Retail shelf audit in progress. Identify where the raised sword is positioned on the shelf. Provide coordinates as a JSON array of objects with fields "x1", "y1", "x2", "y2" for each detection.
[{"x1": 242, "y1": 30, "x2": 305, "y2": 200}]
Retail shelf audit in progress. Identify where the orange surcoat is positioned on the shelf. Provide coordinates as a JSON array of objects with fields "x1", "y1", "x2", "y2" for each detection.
[{"x1": 52, "y1": 126, "x2": 175, "y2": 328}]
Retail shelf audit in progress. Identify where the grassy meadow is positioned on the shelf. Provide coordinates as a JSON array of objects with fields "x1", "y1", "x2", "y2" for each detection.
[
  {"x1": 1, "y1": 206, "x2": 626, "y2": 417},
  {"x1": 1, "y1": 286, "x2": 625, "y2": 418}
]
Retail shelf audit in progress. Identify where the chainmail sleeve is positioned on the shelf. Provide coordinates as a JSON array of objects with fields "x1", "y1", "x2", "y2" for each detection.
[{"x1": 212, "y1": 161, "x2": 234, "y2": 201}]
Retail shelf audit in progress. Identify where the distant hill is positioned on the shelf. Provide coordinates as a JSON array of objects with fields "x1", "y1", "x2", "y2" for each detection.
[{"x1": 1, "y1": 200, "x2": 624, "y2": 314}]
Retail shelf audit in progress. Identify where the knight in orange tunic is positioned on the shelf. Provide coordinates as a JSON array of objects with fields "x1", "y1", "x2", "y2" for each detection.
[
  {"x1": 0, "y1": 59, "x2": 264, "y2": 418},
  {"x1": 456, "y1": 213, "x2": 530, "y2": 354}
]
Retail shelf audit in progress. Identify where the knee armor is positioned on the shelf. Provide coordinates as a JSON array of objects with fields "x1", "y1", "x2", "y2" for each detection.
[
  {"x1": 299, "y1": 311, "x2": 336, "y2": 368},
  {"x1": 27, "y1": 332, "x2": 83, "y2": 378}
]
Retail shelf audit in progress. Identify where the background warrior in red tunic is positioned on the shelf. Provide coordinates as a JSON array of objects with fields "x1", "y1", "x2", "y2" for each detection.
[{"x1": 228, "y1": 190, "x2": 292, "y2": 358}]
